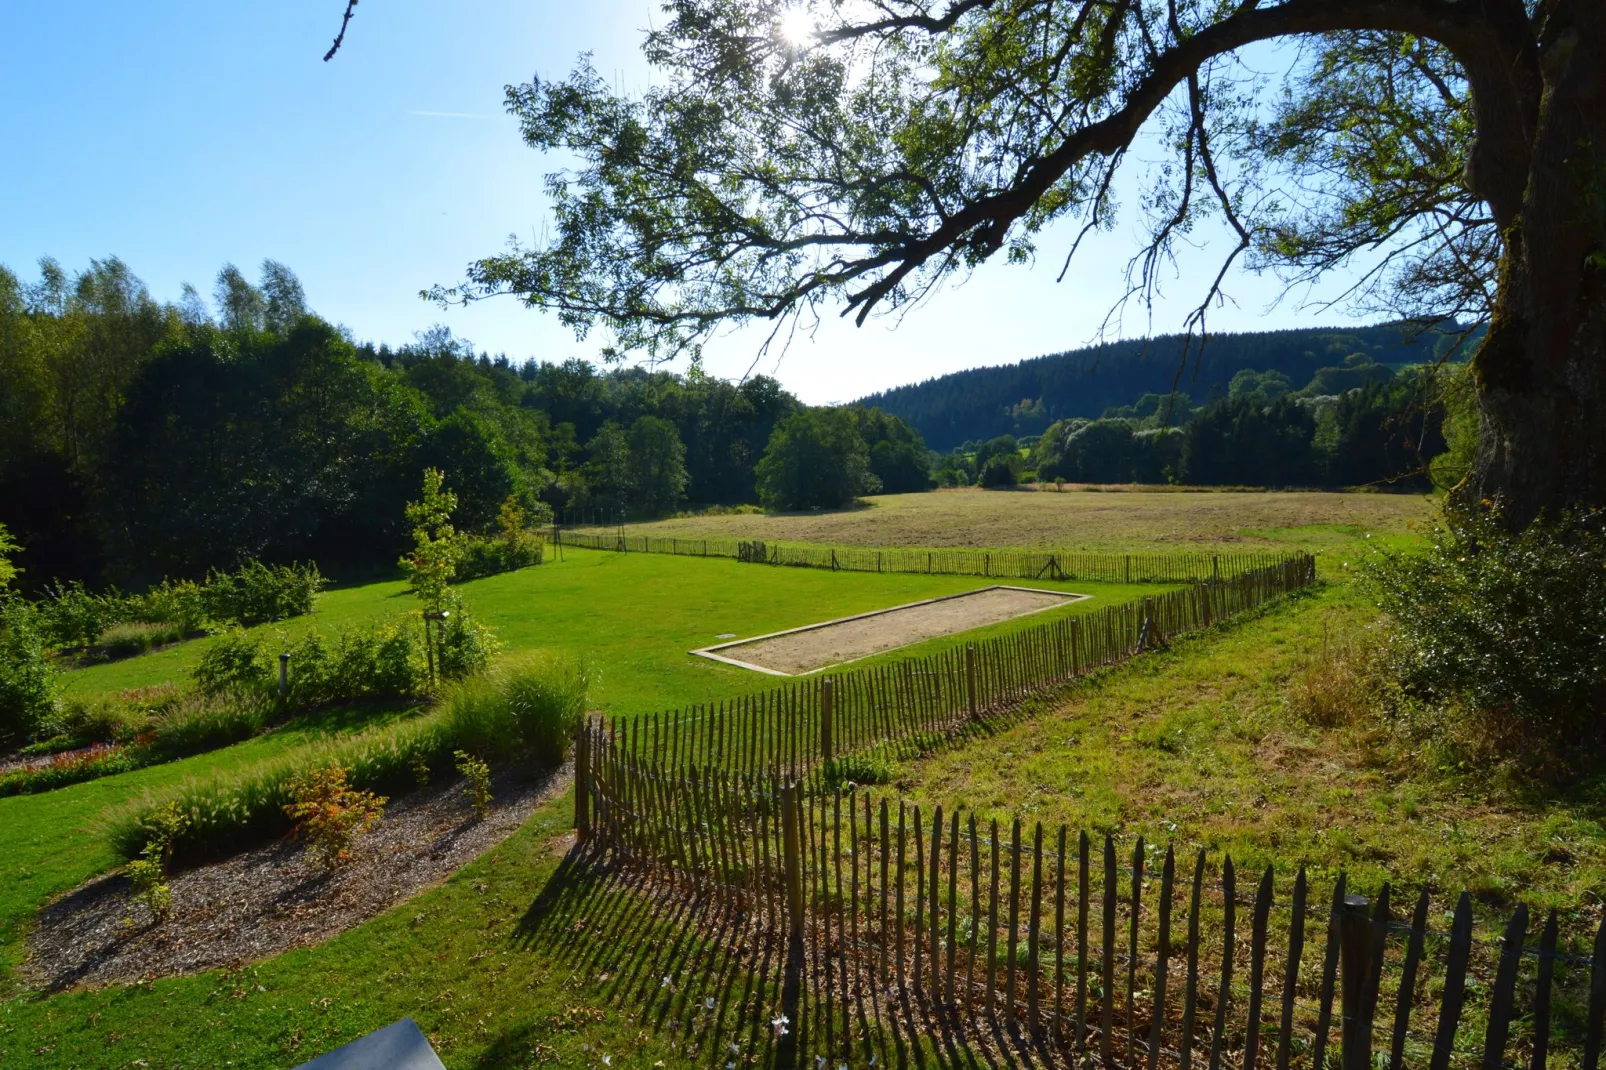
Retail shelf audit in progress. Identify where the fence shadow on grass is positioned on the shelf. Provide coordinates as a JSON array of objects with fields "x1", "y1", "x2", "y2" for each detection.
[{"x1": 501, "y1": 841, "x2": 1170, "y2": 1069}]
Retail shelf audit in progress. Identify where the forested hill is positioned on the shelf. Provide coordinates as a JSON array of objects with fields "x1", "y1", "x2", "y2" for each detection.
[{"x1": 858, "y1": 323, "x2": 1470, "y2": 450}]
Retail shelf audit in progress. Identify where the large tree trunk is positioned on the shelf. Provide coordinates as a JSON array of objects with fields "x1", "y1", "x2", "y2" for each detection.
[{"x1": 1458, "y1": 2, "x2": 1606, "y2": 529}]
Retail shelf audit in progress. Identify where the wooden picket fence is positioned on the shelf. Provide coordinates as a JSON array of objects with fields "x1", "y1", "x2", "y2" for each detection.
[
  {"x1": 564, "y1": 544, "x2": 1605, "y2": 1065},
  {"x1": 582, "y1": 553, "x2": 1315, "y2": 783},
  {"x1": 553, "y1": 526, "x2": 1290, "y2": 585},
  {"x1": 576, "y1": 770, "x2": 1606, "y2": 1070}
]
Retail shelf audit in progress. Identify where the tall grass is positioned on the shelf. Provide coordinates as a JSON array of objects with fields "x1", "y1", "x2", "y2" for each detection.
[
  {"x1": 92, "y1": 620, "x2": 187, "y2": 660},
  {"x1": 442, "y1": 653, "x2": 591, "y2": 764},
  {"x1": 147, "y1": 690, "x2": 276, "y2": 758},
  {"x1": 105, "y1": 655, "x2": 591, "y2": 865}
]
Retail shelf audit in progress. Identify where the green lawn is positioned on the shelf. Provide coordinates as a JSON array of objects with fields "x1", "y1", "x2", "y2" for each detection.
[
  {"x1": 29, "y1": 538, "x2": 1598, "y2": 1068},
  {"x1": 6, "y1": 549, "x2": 1155, "y2": 999},
  {"x1": 11, "y1": 573, "x2": 1603, "y2": 1068},
  {"x1": 63, "y1": 547, "x2": 1149, "y2": 714}
]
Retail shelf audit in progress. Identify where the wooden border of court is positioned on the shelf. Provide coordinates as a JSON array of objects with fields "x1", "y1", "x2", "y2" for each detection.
[{"x1": 689, "y1": 584, "x2": 1092, "y2": 677}]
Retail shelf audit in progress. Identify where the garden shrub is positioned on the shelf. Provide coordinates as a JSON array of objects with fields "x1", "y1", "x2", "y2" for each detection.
[
  {"x1": 194, "y1": 616, "x2": 434, "y2": 705},
  {"x1": 125, "y1": 578, "x2": 208, "y2": 634},
  {"x1": 126, "y1": 842, "x2": 173, "y2": 921},
  {"x1": 0, "y1": 599, "x2": 57, "y2": 746},
  {"x1": 124, "y1": 802, "x2": 188, "y2": 922},
  {"x1": 279, "y1": 619, "x2": 425, "y2": 708},
  {"x1": 455, "y1": 533, "x2": 545, "y2": 581},
  {"x1": 434, "y1": 595, "x2": 500, "y2": 680},
  {"x1": 454, "y1": 750, "x2": 492, "y2": 819},
  {"x1": 283, "y1": 764, "x2": 388, "y2": 869},
  {"x1": 37, "y1": 581, "x2": 120, "y2": 650},
  {"x1": 202, "y1": 560, "x2": 324, "y2": 626},
  {"x1": 1365, "y1": 505, "x2": 1606, "y2": 767},
  {"x1": 194, "y1": 629, "x2": 272, "y2": 695}
]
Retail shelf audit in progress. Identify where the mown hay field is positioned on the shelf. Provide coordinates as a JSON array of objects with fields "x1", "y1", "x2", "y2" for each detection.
[{"x1": 620, "y1": 486, "x2": 1437, "y2": 553}]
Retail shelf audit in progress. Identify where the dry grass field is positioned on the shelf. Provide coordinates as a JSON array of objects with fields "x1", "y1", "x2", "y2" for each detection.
[{"x1": 625, "y1": 486, "x2": 1437, "y2": 553}]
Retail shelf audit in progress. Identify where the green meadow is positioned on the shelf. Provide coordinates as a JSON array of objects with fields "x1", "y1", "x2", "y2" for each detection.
[
  {"x1": 5, "y1": 549, "x2": 1149, "y2": 1002},
  {"x1": 63, "y1": 546, "x2": 1148, "y2": 712}
]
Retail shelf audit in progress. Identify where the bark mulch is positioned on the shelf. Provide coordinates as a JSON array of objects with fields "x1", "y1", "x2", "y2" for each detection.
[{"x1": 23, "y1": 764, "x2": 568, "y2": 991}]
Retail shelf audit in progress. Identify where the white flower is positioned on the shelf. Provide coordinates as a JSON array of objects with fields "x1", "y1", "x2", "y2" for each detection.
[
  {"x1": 602, "y1": 1057, "x2": 612, "y2": 1067},
  {"x1": 705, "y1": 997, "x2": 716, "y2": 1010},
  {"x1": 661, "y1": 975, "x2": 672, "y2": 988}
]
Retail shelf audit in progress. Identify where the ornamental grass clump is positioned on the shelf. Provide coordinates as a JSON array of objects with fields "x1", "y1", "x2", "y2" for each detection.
[
  {"x1": 441, "y1": 653, "x2": 591, "y2": 763},
  {"x1": 106, "y1": 712, "x2": 449, "y2": 867},
  {"x1": 283, "y1": 763, "x2": 388, "y2": 870}
]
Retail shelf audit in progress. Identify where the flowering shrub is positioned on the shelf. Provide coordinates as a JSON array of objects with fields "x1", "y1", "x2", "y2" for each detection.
[{"x1": 283, "y1": 764, "x2": 388, "y2": 869}]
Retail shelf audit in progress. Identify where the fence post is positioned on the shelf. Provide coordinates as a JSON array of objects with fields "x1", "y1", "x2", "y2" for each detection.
[
  {"x1": 781, "y1": 783, "x2": 805, "y2": 950},
  {"x1": 574, "y1": 716, "x2": 591, "y2": 842},
  {"x1": 1340, "y1": 892, "x2": 1372, "y2": 1070},
  {"x1": 965, "y1": 644, "x2": 978, "y2": 718},
  {"x1": 821, "y1": 678, "x2": 835, "y2": 764},
  {"x1": 278, "y1": 653, "x2": 289, "y2": 698}
]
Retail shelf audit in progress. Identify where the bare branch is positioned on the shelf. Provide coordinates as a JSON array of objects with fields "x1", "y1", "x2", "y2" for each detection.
[{"x1": 324, "y1": 1, "x2": 358, "y2": 63}]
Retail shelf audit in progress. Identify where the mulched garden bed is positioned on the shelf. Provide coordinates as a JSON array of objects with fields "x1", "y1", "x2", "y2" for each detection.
[{"x1": 23, "y1": 764, "x2": 568, "y2": 991}]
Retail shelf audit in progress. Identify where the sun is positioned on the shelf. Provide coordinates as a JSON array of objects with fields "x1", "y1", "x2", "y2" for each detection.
[{"x1": 778, "y1": 7, "x2": 816, "y2": 46}]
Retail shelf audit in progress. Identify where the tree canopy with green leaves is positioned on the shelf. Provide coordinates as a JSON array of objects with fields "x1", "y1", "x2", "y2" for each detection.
[
  {"x1": 755, "y1": 408, "x2": 880, "y2": 510},
  {"x1": 422, "y1": 0, "x2": 1604, "y2": 529}
]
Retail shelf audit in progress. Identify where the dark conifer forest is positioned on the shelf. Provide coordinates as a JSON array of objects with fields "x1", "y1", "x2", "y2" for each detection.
[{"x1": 858, "y1": 323, "x2": 1473, "y2": 449}]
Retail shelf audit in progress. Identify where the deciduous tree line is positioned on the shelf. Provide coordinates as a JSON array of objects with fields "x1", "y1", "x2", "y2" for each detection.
[{"x1": 0, "y1": 257, "x2": 931, "y2": 592}]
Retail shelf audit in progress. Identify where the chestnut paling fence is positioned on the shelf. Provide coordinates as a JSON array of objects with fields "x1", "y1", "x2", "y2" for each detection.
[
  {"x1": 583, "y1": 553, "x2": 1316, "y2": 783},
  {"x1": 554, "y1": 526, "x2": 1291, "y2": 585},
  {"x1": 579, "y1": 774, "x2": 1606, "y2": 1070},
  {"x1": 565, "y1": 551, "x2": 1606, "y2": 1065}
]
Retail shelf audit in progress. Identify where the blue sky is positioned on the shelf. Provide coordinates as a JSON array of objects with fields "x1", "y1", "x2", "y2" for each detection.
[{"x1": 1, "y1": 2, "x2": 1367, "y2": 404}]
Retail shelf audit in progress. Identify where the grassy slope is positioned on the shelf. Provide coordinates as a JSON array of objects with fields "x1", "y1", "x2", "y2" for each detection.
[
  {"x1": 0, "y1": 703, "x2": 423, "y2": 981},
  {"x1": 5, "y1": 550, "x2": 1145, "y2": 990},
  {"x1": 0, "y1": 793, "x2": 707, "y2": 1069},
  {"x1": 7, "y1": 577, "x2": 1603, "y2": 1068},
  {"x1": 63, "y1": 547, "x2": 1143, "y2": 710},
  {"x1": 617, "y1": 486, "x2": 1438, "y2": 554},
  {"x1": 897, "y1": 581, "x2": 1606, "y2": 920}
]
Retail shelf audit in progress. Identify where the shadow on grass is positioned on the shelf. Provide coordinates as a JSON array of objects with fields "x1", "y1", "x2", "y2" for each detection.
[{"x1": 493, "y1": 842, "x2": 1109, "y2": 1069}]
